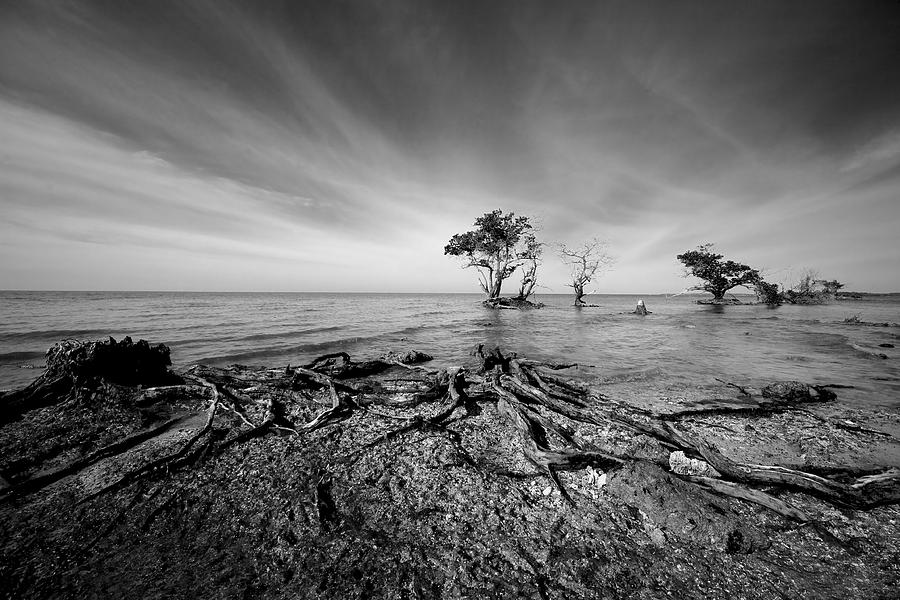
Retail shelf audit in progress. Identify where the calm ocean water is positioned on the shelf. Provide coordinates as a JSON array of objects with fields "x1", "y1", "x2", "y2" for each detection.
[{"x1": 1, "y1": 291, "x2": 898, "y2": 408}]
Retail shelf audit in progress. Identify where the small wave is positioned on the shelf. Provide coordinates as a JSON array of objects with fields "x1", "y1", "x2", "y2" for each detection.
[
  {"x1": 796, "y1": 331, "x2": 849, "y2": 350},
  {"x1": 294, "y1": 336, "x2": 375, "y2": 355},
  {"x1": 794, "y1": 319, "x2": 823, "y2": 325},
  {"x1": 169, "y1": 325, "x2": 347, "y2": 348},
  {"x1": 200, "y1": 347, "x2": 298, "y2": 365},
  {"x1": 600, "y1": 366, "x2": 663, "y2": 383},
  {"x1": 390, "y1": 324, "x2": 439, "y2": 336},
  {"x1": 206, "y1": 323, "x2": 451, "y2": 365},
  {"x1": 848, "y1": 343, "x2": 889, "y2": 359},
  {"x1": 784, "y1": 355, "x2": 812, "y2": 363},
  {"x1": 235, "y1": 325, "x2": 344, "y2": 343},
  {"x1": 170, "y1": 320, "x2": 254, "y2": 332},
  {"x1": 413, "y1": 309, "x2": 457, "y2": 318},
  {"x1": 841, "y1": 320, "x2": 900, "y2": 328},
  {"x1": 1, "y1": 328, "x2": 102, "y2": 341},
  {"x1": 0, "y1": 350, "x2": 46, "y2": 363},
  {"x1": 203, "y1": 334, "x2": 376, "y2": 364}
]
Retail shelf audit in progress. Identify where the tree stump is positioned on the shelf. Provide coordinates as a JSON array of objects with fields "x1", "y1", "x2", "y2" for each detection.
[{"x1": 634, "y1": 299, "x2": 651, "y2": 315}]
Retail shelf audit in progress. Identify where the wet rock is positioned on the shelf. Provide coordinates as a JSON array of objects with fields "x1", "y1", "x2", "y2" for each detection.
[
  {"x1": 761, "y1": 381, "x2": 836, "y2": 403},
  {"x1": 380, "y1": 350, "x2": 434, "y2": 364},
  {"x1": 305, "y1": 351, "x2": 352, "y2": 374},
  {"x1": 668, "y1": 451, "x2": 720, "y2": 477}
]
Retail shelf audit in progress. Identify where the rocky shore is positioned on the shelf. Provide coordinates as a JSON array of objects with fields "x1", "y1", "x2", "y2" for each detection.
[{"x1": 1, "y1": 338, "x2": 899, "y2": 599}]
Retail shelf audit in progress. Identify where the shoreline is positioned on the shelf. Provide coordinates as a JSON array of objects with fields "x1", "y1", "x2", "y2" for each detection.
[{"x1": 2, "y1": 309, "x2": 900, "y2": 405}]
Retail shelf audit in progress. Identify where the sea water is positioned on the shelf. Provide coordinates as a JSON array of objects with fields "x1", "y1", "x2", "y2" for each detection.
[{"x1": 1, "y1": 292, "x2": 898, "y2": 408}]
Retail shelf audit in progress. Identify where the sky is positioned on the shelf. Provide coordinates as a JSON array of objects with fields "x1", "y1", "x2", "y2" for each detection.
[{"x1": 1, "y1": 0, "x2": 899, "y2": 293}]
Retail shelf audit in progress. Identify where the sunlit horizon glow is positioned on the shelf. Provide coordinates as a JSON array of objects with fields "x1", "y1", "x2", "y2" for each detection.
[{"x1": 1, "y1": 1, "x2": 899, "y2": 293}]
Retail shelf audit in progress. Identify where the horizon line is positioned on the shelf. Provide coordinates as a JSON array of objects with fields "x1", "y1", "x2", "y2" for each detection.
[{"x1": 1, "y1": 289, "x2": 895, "y2": 295}]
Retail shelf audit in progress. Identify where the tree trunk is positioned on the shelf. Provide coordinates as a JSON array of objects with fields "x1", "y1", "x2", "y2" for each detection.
[
  {"x1": 573, "y1": 284, "x2": 586, "y2": 306},
  {"x1": 518, "y1": 263, "x2": 537, "y2": 300},
  {"x1": 488, "y1": 273, "x2": 503, "y2": 299},
  {"x1": 518, "y1": 280, "x2": 534, "y2": 301}
]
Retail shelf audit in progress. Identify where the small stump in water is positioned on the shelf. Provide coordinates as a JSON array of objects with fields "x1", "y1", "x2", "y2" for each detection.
[{"x1": 634, "y1": 299, "x2": 651, "y2": 315}]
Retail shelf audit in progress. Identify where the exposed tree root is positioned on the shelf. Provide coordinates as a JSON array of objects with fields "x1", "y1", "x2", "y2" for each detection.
[
  {"x1": 3, "y1": 339, "x2": 899, "y2": 569},
  {"x1": 0, "y1": 414, "x2": 191, "y2": 500},
  {"x1": 5, "y1": 338, "x2": 900, "y2": 599},
  {"x1": 468, "y1": 351, "x2": 899, "y2": 520},
  {"x1": 715, "y1": 378, "x2": 752, "y2": 397},
  {"x1": 685, "y1": 476, "x2": 811, "y2": 523},
  {"x1": 74, "y1": 377, "x2": 219, "y2": 505}
]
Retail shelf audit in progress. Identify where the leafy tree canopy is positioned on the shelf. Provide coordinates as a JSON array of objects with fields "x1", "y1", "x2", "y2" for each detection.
[
  {"x1": 676, "y1": 244, "x2": 760, "y2": 300},
  {"x1": 445, "y1": 211, "x2": 532, "y2": 261},
  {"x1": 444, "y1": 210, "x2": 535, "y2": 299}
]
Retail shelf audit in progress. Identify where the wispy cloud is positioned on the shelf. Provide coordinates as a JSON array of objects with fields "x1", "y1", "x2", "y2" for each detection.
[{"x1": 1, "y1": 0, "x2": 899, "y2": 291}]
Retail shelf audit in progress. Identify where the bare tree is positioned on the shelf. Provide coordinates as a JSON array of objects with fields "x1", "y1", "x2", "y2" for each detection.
[{"x1": 559, "y1": 239, "x2": 614, "y2": 306}]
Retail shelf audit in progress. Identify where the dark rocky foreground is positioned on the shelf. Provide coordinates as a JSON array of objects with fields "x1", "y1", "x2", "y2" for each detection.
[{"x1": 1, "y1": 338, "x2": 899, "y2": 599}]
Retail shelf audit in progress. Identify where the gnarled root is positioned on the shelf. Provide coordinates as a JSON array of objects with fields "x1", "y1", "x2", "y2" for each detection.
[{"x1": 4, "y1": 341, "x2": 898, "y2": 563}]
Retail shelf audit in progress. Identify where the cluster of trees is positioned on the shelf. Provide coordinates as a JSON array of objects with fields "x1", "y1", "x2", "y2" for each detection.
[
  {"x1": 445, "y1": 211, "x2": 844, "y2": 308},
  {"x1": 676, "y1": 244, "x2": 844, "y2": 305},
  {"x1": 444, "y1": 210, "x2": 613, "y2": 306},
  {"x1": 781, "y1": 271, "x2": 844, "y2": 305}
]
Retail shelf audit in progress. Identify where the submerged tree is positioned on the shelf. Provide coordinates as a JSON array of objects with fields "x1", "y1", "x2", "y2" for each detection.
[
  {"x1": 783, "y1": 270, "x2": 844, "y2": 304},
  {"x1": 559, "y1": 239, "x2": 615, "y2": 306},
  {"x1": 676, "y1": 244, "x2": 760, "y2": 302},
  {"x1": 444, "y1": 210, "x2": 537, "y2": 300},
  {"x1": 754, "y1": 279, "x2": 783, "y2": 305}
]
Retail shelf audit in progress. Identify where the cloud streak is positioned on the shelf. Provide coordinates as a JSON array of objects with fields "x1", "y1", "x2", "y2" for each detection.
[{"x1": 1, "y1": 0, "x2": 899, "y2": 292}]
